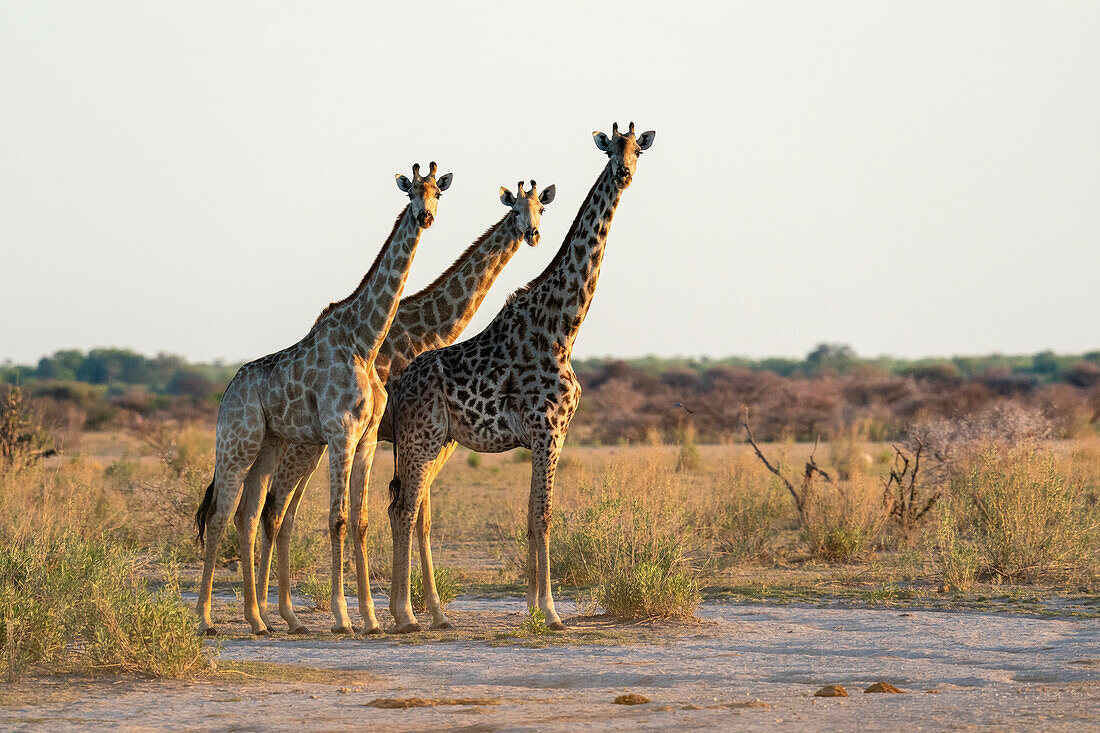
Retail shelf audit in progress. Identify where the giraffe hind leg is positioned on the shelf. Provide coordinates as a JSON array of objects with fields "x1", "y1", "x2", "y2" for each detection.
[
  {"x1": 196, "y1": 452, "x2": 258, "y2": 636},
  {"x1": 235, "y1": 435, "x2": 287, "y2": 635},
  {"x1": 417, "y1": 441, "x2": 457, "y2": 629}
]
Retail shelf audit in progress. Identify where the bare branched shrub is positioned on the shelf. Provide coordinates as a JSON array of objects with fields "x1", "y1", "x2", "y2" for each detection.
[
  {"x1": 742, "y1": 412, "x2": 831, "y2": 518},
  {"x1": 911, "y1": 403, "x2": 1053, "y2": 480},
  {"x1": 881, "y1": 441, "x2": 939, "y2": 538}
]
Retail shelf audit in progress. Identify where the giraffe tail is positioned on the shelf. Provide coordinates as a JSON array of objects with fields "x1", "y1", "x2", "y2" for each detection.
[
  {"x1": 260, "y1": 489, "x2": 277, "y2": 543},
  {"x1": 387, "y1": 392, "x2": 402, "y2": 510},
  {"x1": 195, "y1": 473, "x2": 216, "y2": 547}
]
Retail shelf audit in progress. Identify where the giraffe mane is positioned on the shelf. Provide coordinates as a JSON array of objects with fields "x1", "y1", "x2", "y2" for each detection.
[
  {"x1": 397, "y1": 213, "x2": 511, "y2": 308},
  {"x1": 313, "y1": 205, "x2": 411, "y2": 326},
  {"x1": 505, "y1": 164, "x2": 606, "y2": 305}
]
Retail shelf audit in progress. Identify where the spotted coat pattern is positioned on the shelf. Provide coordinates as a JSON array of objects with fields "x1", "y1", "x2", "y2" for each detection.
[
  {"x1": 387, "y1": 125, "x2": 655, "y2": 631},
  {"x1": 244, "y1": 183, "x2": 556, "y2": 632},
  {"x1": 194, "y1": 164, "x2": 450, "y2": 636}
]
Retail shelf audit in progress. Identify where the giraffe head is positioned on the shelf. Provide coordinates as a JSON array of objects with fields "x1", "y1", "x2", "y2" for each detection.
[
  {"x1": 499, "y1": 180, "x2": 556, "y2": 246},
  {"x1": 395, "y1": 162, "x2": 453, "y2": 229},
  {"x1": 592, "y1": 121, "x2": 655, "y2": 189}
]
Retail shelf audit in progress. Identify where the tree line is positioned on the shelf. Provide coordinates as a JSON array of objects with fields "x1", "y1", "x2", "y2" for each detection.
[{"x1": 3, "y1": 344, "x2": 1098, "y2": 443}]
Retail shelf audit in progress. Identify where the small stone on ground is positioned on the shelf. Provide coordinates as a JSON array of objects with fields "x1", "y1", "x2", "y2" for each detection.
[
  {"x1": 814, "y1": 685, "x2": 849, "y2": 697},
  {"x1": 865, "y1": 682, "x2": 906, "y2": 694},
  {"x1": 615, "y1": 693, "x2": 651, "y2": 705}
]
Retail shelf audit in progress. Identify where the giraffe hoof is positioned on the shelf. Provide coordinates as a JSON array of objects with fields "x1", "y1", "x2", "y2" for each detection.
[
  {"x1": 199, "y1": 627, "x2": 219, "y2": 637},
  {"x1": 393, "y1": 622, "x2": 422, "y2": 634},
  {"x1": 430, "y1": 620, "x2": 454, "y2": 630},
  {"x1": 288, "y1": 625, "x2": 310, "y2": 635},
  {"x1": 364, "y1": 626, "x2": 384, "y2": 636},
  {"x1": 252, "y1": 628, "x2": 271, "y2": 637},
  {"x1": 547, "y1": 620, "x2": 566, "y2": 631},
  {"x1": 331, "y1": 625, "x2": 355, "y2": 635}
]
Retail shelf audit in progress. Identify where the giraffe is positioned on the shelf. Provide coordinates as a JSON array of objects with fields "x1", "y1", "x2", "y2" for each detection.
[
  {"x1": 243, "y1": 180, "x2": 557, "y2": 634},
  {"x1": 387, "y1": 123, "x2": 654, "y2": 631},
  {"x1": 193, "y1": 162, "x2": 452, "y2": 636}
]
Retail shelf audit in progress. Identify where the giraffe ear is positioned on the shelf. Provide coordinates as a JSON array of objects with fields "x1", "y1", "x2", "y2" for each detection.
[
  {"x1": 637, "y1": 130, "x2": 656, "y2": 150},
  {"x1": 538, "y1": 184, "x2": 556, "y2": 205},
  {"x1": 436, "y1": 172, "x2": 453, "y2": 191},
  {"x1": 499, "y1": 187, "x2": 516, "y2": 206},
  {"x1": 593, "y1": 131, "x2": 612, "y2": 153},
  {"x1": 395, "y1": 174, "x2": 412, "y2": 193}
]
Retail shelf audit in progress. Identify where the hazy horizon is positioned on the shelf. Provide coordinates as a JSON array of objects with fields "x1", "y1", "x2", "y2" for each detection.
[{"x1": 3, "y1": 2, "x2": 1098, "y2": 366}]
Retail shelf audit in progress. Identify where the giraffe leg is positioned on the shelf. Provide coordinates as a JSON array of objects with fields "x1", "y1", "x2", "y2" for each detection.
[
  {"x1": 417, "y1": 441, "x2": 457, "y2": 629},
  {"x1": 327, "y1": 438, "x2": 356, "y2": 634},
  {"x1": 196, "y1": 458, "x2": 254, "y2": 636},
  {"x1": 530, "y1": 437, "x2": 565, "y2": 630},
  {"x1": 389, "y1": 456, "x2": 433, "y2": 633},
  {"x1": 349, "y1": 433, "x2": 382, "y2": 635},
  {"x1": 275, "y1": 477, "x2": 309, "y2": 633},
  {"x1": 257, "y1": 444, "x2": 323, "y2": 631},
  {"x1": 235, "y1": 435, "x2": 287, "y2": 635}
]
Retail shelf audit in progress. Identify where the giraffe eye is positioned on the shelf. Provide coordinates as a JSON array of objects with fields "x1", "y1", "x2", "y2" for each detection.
[{"x1": 539, "y1": 207, "x2": 545, "y2": 214}]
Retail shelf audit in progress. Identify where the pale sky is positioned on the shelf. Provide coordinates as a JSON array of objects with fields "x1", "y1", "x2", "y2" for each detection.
[{"x1": 2, "y1": 1, "x2": 1097, "y2": 366}]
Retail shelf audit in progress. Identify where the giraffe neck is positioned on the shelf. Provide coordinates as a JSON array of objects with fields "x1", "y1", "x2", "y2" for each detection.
[
  {"x1": 377, "y1": 214, "x2": 523, "y2": 381},
  {"x1": 526, "y1": 163, "x2": 623, "y2": 350},
  {"x1": 319, "y1": 205, "x2": 424, "y2": 358}
]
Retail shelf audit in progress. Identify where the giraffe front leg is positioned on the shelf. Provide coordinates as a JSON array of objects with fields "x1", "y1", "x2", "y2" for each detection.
[
  {"x1": 530, "y1": 439, "x2": 565, "y2": 630},
  {"x1": 327, "y1": 440, "x2": 355, "y2": 634},
  {"x1": 417, "y1": 441, "x2": 457, "y2": 629},
  {"x1": 349, "y1": 435, "x2": 382, "y2": 635}
]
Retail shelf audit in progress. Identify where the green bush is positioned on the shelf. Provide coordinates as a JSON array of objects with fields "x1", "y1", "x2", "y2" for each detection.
[
  {"x1": 410, "y1": 566, "x2": 459, "y2": 614},
  {"x1": 515, "y1": 490, "x2": 700, "y2": 620},
  {"x1": 0, "y1": 536, "x2": 207, "y2": 680},
  {"x1": 940, "y1": 448, "x2": 1098, "y2": 582},
  {"x1": 929, "y1": 501, "x2": 977, "y2": 591},
  {"x1": 466, "y1": 451, "x2": 482, "y2": 468},
  {"x1": 597, "y1": 562, "x2": 700, "y2": 619},
  {"x1": 514, "y1": 608, "x2": 549, "y2": 637},
  {"x1": 539, "y1": 497, "x2": 686, "y2": 586},
  {"x1": 296, "y1": 575, "x2": 331, "y2": 612}
]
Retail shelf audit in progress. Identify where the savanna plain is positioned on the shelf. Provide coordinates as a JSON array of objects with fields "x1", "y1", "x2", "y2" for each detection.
[{"x1": 0, "y1": 385, "x2": 1098, "y2": 730}]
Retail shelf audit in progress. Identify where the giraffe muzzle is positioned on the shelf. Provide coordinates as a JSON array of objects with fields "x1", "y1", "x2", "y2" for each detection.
[
  {"x1": 418, "y1": 212, "x2": 434, "y2": 228},
  {"x1": 524, "y1": 228, "x2": 540, "y2": 246},
  {"x1": 614, "y1": 168, "x2": 633, "y2": 188}
]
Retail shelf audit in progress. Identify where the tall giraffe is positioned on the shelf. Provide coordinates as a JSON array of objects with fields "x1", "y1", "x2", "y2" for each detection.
[
  {"x1": 194, "y1": 162, "x2": 452, "y2": 636},
  {"x1": 387, "y1": 123, "x2": 654, "y2": 631},
  {"x1": 243, "y1": 181, "x2": 557, "y2": 634}
]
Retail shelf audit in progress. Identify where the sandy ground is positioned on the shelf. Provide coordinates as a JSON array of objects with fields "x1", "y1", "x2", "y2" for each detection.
[{"x1": 2, "y1": 598, "x2": 1098, "y2": 732}]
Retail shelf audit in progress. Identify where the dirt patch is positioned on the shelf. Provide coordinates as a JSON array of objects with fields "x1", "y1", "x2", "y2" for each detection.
[
  {"x1": 212, "y1": 660, "x2": 377, "y2": 686},
  {"x1": 365, "y1": 697, "x2": 500, "y2": 708},
  {"x1": 3, "y1": 601, "x2": 1098, "y2": 731}
]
